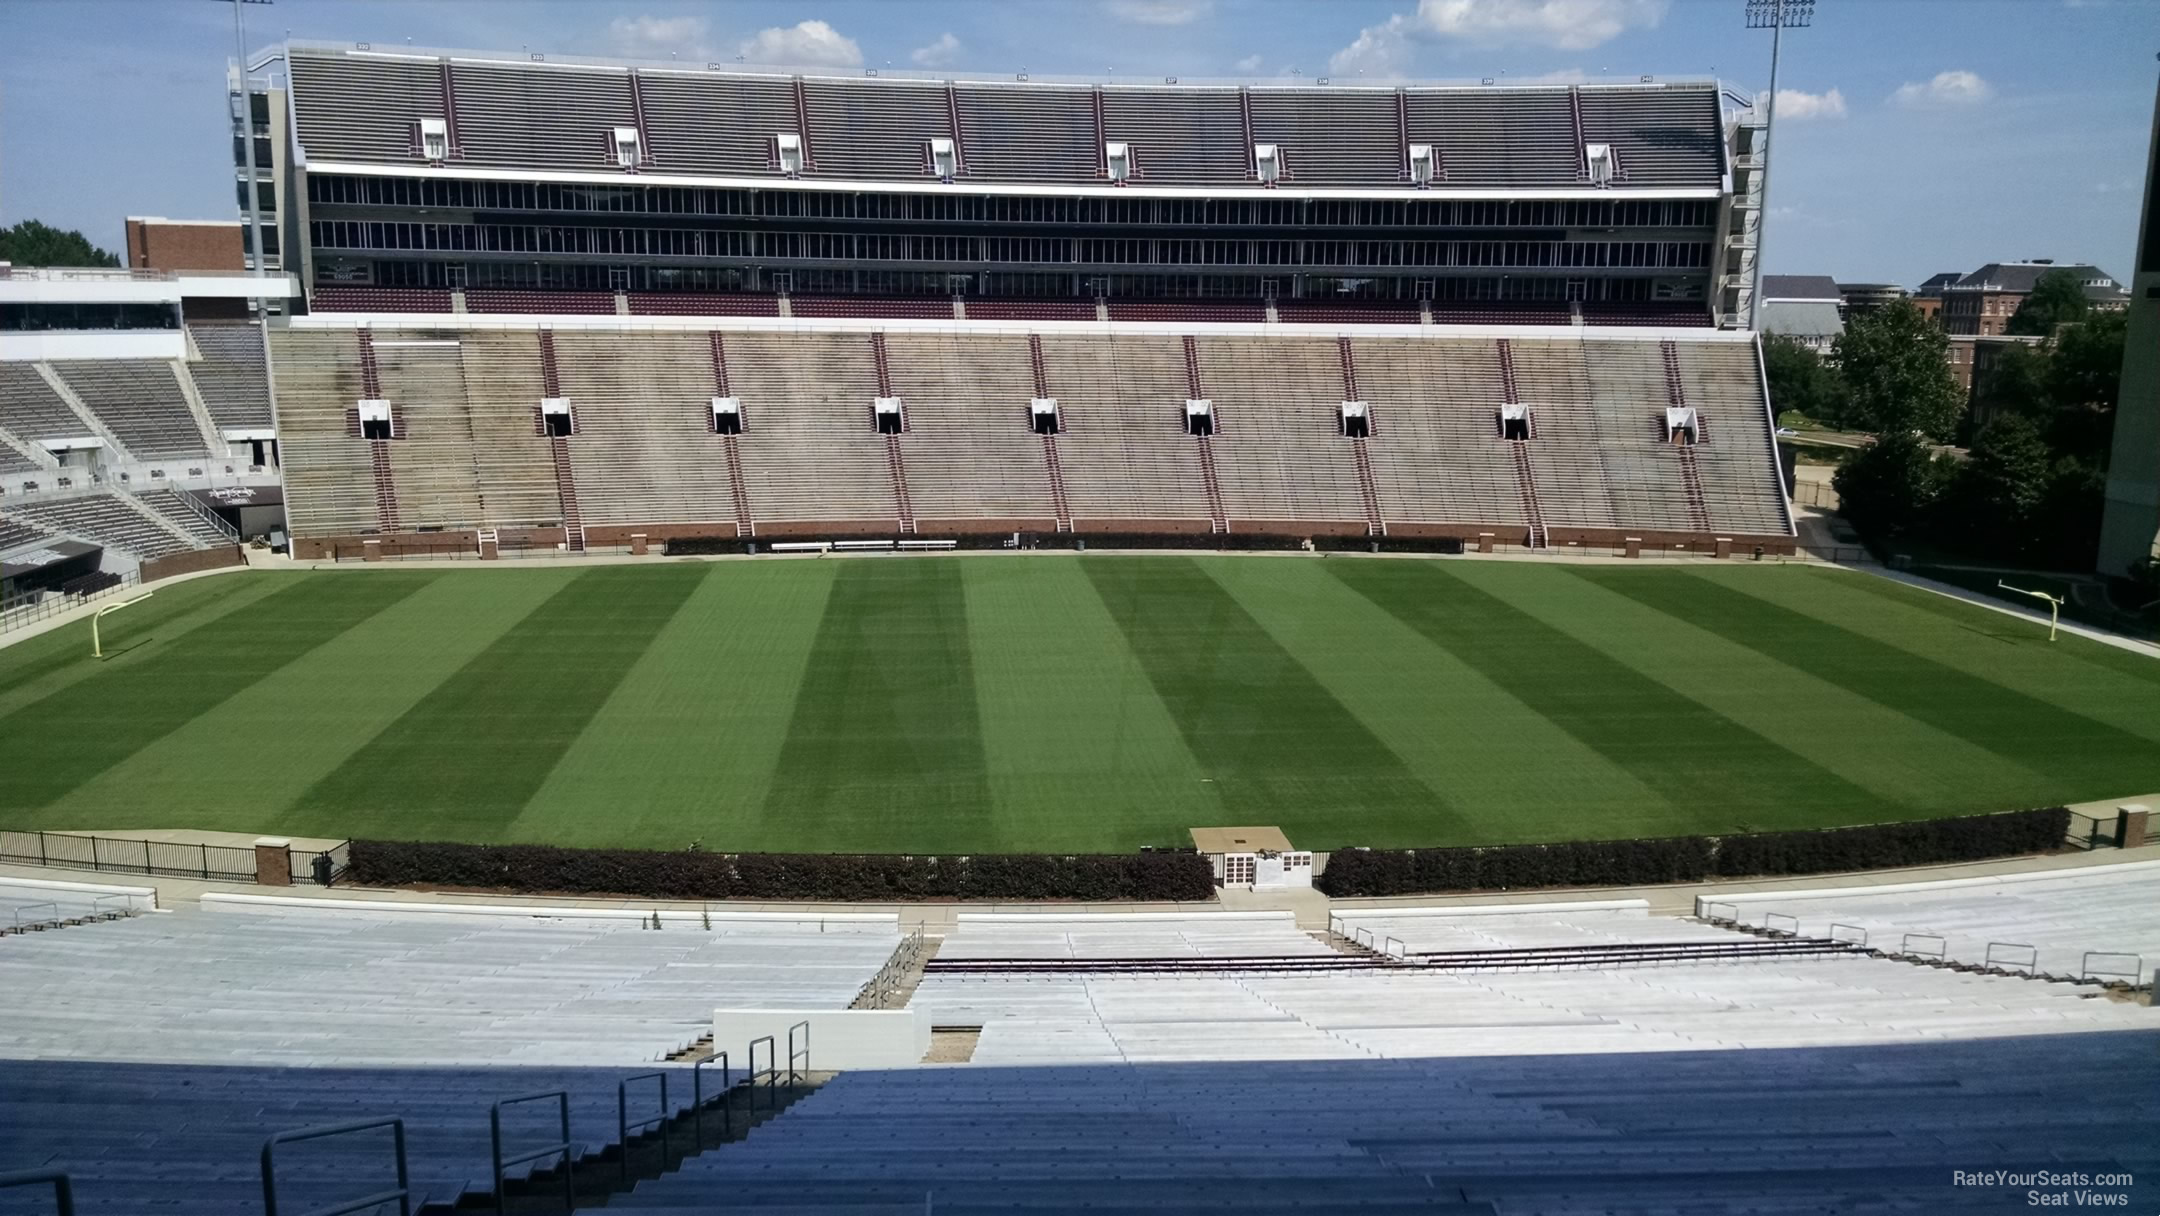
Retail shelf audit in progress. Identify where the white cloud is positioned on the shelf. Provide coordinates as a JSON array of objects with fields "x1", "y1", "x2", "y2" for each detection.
[
  {"x1": 608, "y1": 15, "x2": 710, "y2": 60},
  {"x1": 1105, "y1": 1, "x2": 1214, "y2": 26},
  {"x1": 911, "y1": 32, "x2": 962, "y2": 67},
  {"x1": 1892, "y1": 70, "x2": 1992, "y2": 108},
  {"x1": 1331, "y1": 0, "x2": 1666, "y2": 77},
  {"x1": 738, "y1": 19, "x2": 863, "y2": 68},
  {"x1": 1234, "y1": 53, "x2": 1265, "y2": 73},
  {"x1": 1775, "y1": 87, "x2": 1846, "y2": 121}
]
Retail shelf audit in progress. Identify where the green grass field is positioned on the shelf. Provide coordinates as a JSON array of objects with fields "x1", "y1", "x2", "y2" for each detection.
[{"x1": 3, "y1": 556, "x2": 2157, "y2": 854}]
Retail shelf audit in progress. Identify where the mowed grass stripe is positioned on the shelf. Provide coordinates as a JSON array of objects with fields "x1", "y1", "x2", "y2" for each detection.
[
  {"x1": 0, "y1": 573, "x2": 434, "y2": 813},
  {"x1": 512, "y1": 562, "x2": 838, "y2": 851},
  {"x1": 1545, "y1": 566, "x2": 2055, "y2": 817},
  {"x1": 0, "y1": 572, "x2": 292, "y2": 718},
  {"x1": 758, "y1": 559, "x2": 994, "y2": 850},
  {"x1": 1081, "y1": 557, "x2": 1446, "y2": 836},
  {"x1": 1704, "y1": 566, "x2": 2160, "y2": 744},
  {"x1": 33, "y1": 570, "x2": 577, "y2": 836},
  {"x1": 1608, "y1": 568, "x2": 2160, "y2": 800},
  {"x1": 292, "y1": 565, "x2": 704, "y2": 837},
  {"x1": 1326, "y1": 560, "x2": 1883, "y2": 820},
  {"x1": 964, "y1": 558, "x2": 1221, "y2": 852},
  {"x1": 1204, "y1": 557, "x2": 1664, "y2": 845}
]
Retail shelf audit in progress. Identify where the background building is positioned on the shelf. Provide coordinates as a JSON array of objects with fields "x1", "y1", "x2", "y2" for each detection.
[
  {"x1": 1758, "y1": 274, "x2": 1844, "y2": 352},
  {"x1": 1939, "y1": 260, "x2": 2129, "y2": 337}
]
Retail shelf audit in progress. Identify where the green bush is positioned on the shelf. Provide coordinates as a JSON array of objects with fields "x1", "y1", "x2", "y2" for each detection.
[
  {"x1": 348, "y1": 840, "x2": 1216, "y2": 902},
  {"x1": 1317, "y1": 808, "x2": 2067, "y2": 897}
]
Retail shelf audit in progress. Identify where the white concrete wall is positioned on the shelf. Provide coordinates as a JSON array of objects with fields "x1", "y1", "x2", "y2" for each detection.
[{"x1": 712, "y1": 1009, "x2": 929, "y2": 1071}]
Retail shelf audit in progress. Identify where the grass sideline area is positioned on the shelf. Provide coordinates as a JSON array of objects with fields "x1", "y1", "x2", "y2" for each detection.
[{"x1": 2, "y1": 556, "x2": 2156, "y2": 854}]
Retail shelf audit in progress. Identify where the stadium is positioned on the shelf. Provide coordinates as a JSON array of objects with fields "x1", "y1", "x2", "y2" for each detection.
[{"x1": 2, "y1": 15, "x2": 2159, "y2": 1216}]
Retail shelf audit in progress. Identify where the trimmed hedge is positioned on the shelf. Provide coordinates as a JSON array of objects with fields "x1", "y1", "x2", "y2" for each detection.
[
  {"x1": 347, "y1": 840, "x2": 1216, "y2": 903},
  {"x1": 1316, "y1": 807, "x2": 2070, "y2": 898}
]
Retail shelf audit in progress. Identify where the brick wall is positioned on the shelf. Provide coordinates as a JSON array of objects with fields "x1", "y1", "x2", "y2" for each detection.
[{"x1": 124, "y1": 220, "x2": 245, "y2": 272}]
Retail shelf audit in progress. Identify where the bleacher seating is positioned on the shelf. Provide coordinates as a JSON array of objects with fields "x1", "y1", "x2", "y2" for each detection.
[
  {"x1": 554, "y1": 331, "x2": 738, "y2": 528},
  {"x1": 1276, "y1": 299, "x2": 1422, "y2": 325},
  {"x1": 789, "y1": 295, "x2": 957, "y2": 320},
  {"x1": 1428, "y1": 302, "x2": 1572, "y2": 325},
  {"x1": 606, "y1": 1034, "x2": 2160, "y2": 1215},
  {"x1": 185, "y1": 323, "x2": 274, "y2": 430},
  {"x1": 800, "y1": 80, "x2": 953, "y2": 180},
  {"x1": 48, "y1": 361, "x2": 207, "y2": 459},
  {"x1": 1351, "y1": 337, "x2": 1527, "y2": 530},
  {"x1": 134, "y1": 488, "x2": 232, "y2": 545},
  {"x1": 1582, "y1": 301, "x2": 1715, "y2": 328},
  {"x1": 0, "y1": 363, "x2": 92, "y2": 447},
  {"x1": 286, "y1": 48, "x2": 1729, "y2": 194},
  {"x1": 1194, "y1": 337, "x2": 1368, "y2": 527},
  {"x1": 271, "y1": 325, "x2": 1793, "y2": 545},
  {"x1": 1714, "y1": 862, "x2": 2160, "y2": 985},
  {"x1": 0, "y1": 493, "x2": 194, "y2": 560},
  {"x1": 629, "y1": 293, "x2": 782, "y2": 317},
  {"x1": 725, "y1": 332, "x2": 899, "y2": 525},
  {"x1": 1105, "y1": 299, "x2": 1266, "y2": 324},
  {"x1": 308, "y1": 285, "x2": 453, "y2": 313},
  {"x1": 0, "y1": 518, "x2": 51, "y2": 554},
  {"x1": 0, "y1": 902, "x2": 897, "y2": 1066},
  {"x1": 465, "y1": 289, "x2": 616, "y2": 315},
  {"x1": 881, "y1": 334, "x2": 1057, "y2": 524},
  {"x1": 963, "y1": 298, "x2": 1099, "y2": 322},
  {"x1": 1034, "y1": 334, "x2": 1212, "y2": 526}
]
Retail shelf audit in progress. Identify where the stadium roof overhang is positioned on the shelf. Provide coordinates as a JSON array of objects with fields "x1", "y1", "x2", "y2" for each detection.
[
  {"x1": 0, "y1": 540, "x2": 98, "y2": 580},
  {"x1": 301, "y1": 159, "x2": 1724, "y2": 204}
]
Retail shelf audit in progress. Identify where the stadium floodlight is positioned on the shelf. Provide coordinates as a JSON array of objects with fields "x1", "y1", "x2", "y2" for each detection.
[
  {"x1": 92, "y1": 593, "x2": 154, "y2": 660},
  {"x1": 1743, "y1": 0, "x2": 1813, "y2": 331},
  {"x1": 1997, "y1": 582, "x2": 2067, "y2": 643}
]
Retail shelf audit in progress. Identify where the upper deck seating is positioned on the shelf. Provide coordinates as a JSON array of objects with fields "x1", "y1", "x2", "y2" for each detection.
[
  {"x1": 186, "y1": 323, "x2": 274, "y2": 430},
  {"x1": 48, "y1": 361, "x2": 206, "y2": 459}
]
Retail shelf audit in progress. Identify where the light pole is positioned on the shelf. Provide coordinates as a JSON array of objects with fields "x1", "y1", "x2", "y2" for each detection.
[
  {"x1": 1997, "y1": 581, "x2": 2067, "y2": 643},
  {"x1": 1744, "y1": 0, "x2": 1813, "y2": 331},
  {"x1": 92, "y1": 593, "x2": 154, "y2": 659}
]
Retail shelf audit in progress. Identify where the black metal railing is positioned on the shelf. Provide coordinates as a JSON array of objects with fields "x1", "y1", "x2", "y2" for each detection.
[
  {"x1": 0, "y1": 830, "x2": 349, "y2": 885},
  {"x1": 747, "y1": 1036, "x2": 777, "y2": 1117},
  {"x1": 0, "y1": 1169, "x2": 75, "y2": 1216},
  {"x1": 616, "y1": 1072, "x2": 669, "y2": 1184},
  {"x1": 786, "y1": 1020, "x2": 811, "y2": 1089},
  {"x1": 261, "y1": 1118, "x2": 411, "y2": 1216},
  {"x1": 693, "y1": 1051, "x2": 732, "y2": 1145},
  {"x1": 490, "y1": 1090, "x2": 573, "y2": 1214}
]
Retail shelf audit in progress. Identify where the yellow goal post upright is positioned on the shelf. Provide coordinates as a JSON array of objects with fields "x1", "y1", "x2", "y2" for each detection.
[
  {"x1": 1996, "y1": 581, "x2": 2065, "y2": 643},
  {"x1": 91, "y1": 592, "x2": 153, "y2": 659}
]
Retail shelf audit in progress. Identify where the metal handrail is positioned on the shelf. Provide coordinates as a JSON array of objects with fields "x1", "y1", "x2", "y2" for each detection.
[
  {"x1": 0, "y1": 1169, "x2": 75, "y2": 1216},
  {"x1": 261, "y1": 1118, "x2": 410, "y2": 1216},
  {"x1": 9, "y1": 901, "x2": 61, "y2": 932},
  {"x1": 2081, "y1": 952, "x2": 2142, "y2": 984},
  {"x1": 747, "y1": 1035, "x2": 776, "y2": 1116},
  {"x1": 1985, "y1": 942, "x2": 2038, "y2": 974},
  {"x1": 90, "y1": 892, "x2": 139, "y2": 919},
  {"x1": 490, "y1": 1089, "x2": 573, "y2": 1214},
  {"x1": 1900, "y1": 933, "x2": 1946, "y2": 960},
  {"x1": 1827, "y1": 923, "x2": 1869, "y2": 947},
  {"x1": 1699, "y1": 900, "x2": 1738, "y2": 923},
  {"x1": 1763, "y1": 912, "x2": 1799, "y2": 937},
  {"x1": 787, "y1": 1019, "x2": 812, "y2": 1088},
  {"x1": 693, "y1": 1051, "x2": 732, "y2": 1144},
  {"x1": 616, "y1": 1071, "x2": 669, "y2": 1183},
  {"x1": 1382, "y1": 935, "x2": 1405, "y2": 959}
]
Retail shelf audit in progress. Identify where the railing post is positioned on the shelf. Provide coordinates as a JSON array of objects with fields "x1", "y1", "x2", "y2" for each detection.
[{"x1": 0, "y1": 1169, "x2": 76, "y2": 1216}]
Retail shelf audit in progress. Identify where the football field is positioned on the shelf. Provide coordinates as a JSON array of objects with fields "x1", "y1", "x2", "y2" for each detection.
[{"x1": 3, "y1": 555, "x2": 2157, "y2": 854}]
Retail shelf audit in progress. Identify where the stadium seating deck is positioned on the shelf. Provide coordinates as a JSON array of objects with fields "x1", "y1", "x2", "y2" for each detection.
[
  {"x1": 882, "y1": 333, "x2": 1057, "y2": 524},
  {"x1": 556, "y1": 330, "x2": 741, "y2": 529},
  {"x1": 185, "y1": 323, "x2": 274, "y2": 431},
  {"x1": 1351, "y1": 337, "x2": 1527, "y2": 531},
  {"x1": 1196, "y1": 337, "x2": 1368, "y2": 527},
  {"x1": 725, "y1": 332, "x2": 900, "y2": 526},
  {"x1": 0, "y1": 364, "x2": 94, "y2": 447},
  {"x1": 0, "y1": 493, "x2": 195, "y2": 561},
  {"x1": 47, "y1": 361, "x2": 206, "y2": 460},
  {"x1": 1034, "y1": 333, "x2": 1213, "y2": 526}
]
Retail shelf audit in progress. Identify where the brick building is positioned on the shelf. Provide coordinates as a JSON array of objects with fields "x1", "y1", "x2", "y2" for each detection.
[
  {"x1": 1938, "y1": 260, "x2": 2128, "y2": 337},
  {"x1": 122, "y1": 218, "x2": 245, "y2": 273}
]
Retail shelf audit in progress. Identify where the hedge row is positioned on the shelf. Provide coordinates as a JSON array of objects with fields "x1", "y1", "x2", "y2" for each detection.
[
  {"x1": 1316, "y1": 807, "x2": 2071, "y2": 898},
  {"x1": 347, "y1": 840, "x2": 1216, "y2": 903}
]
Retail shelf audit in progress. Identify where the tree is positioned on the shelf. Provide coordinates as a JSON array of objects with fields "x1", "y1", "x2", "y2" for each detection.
[
  {"x1": 1969, "y1": 340, "x2": 2051, "y2": 430},
  {"x1": 1952, "y1": 415, "x2": 2053, "y2": 556},
  {"x1": 0, "y1": 219, "x2": 120, "y2": 268},
  {"x1": 1832, "y1": 299, "x2": 1965, "y2": 440},
  {"x1": 1761, "y1": 334, "x2": 1847, "y2": 427},
  {"x1": 2006, "y1": 269, "x2": 2090, "y2": 336},
  {"x1": 2042, "y1": 308, "x2": 2126, "y2": 461},
  {"x1": 1832, "y1": 431, "x2": 1949, "y2": 544}
]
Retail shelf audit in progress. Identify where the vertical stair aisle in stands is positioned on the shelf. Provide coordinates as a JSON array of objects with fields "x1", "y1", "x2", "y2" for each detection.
[
  {"x1": 537, "y1": 330, "x2": 586, "y2": 551},
  {"x1": 1338, "y1": 336, "x2": 1386, "y2": 537},
  {"x1": 870, "y1": 333, "x2": 916, "y2": 535},
  {"x1": 1662, "y1": 339, "x2": 1713, "y2": 533},
  {"x1": 1497, "y1": 338, "x2": 1548, "y2": 549},
  {"x1": 1183, "y1": 336, "x2": 1229, "y2": 534},
  {"x1": 711, "y1": 333, "x2": 755, "y2": 537},
  {"x1": 356, "y1": 328, "x2": 401, "y2": 533},
  {"x1": 1030, "y1": 335, "x2": 1074, "y2": 532}
]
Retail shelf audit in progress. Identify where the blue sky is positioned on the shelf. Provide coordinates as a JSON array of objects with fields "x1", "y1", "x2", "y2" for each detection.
[{"x1": 2, "y1": 0, "x2": 2153, "y2": 285}]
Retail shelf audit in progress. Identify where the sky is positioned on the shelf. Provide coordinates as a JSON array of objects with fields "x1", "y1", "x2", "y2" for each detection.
[{"x1": 1, "y1": 0, "x2": 2154, "y2": 286}]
